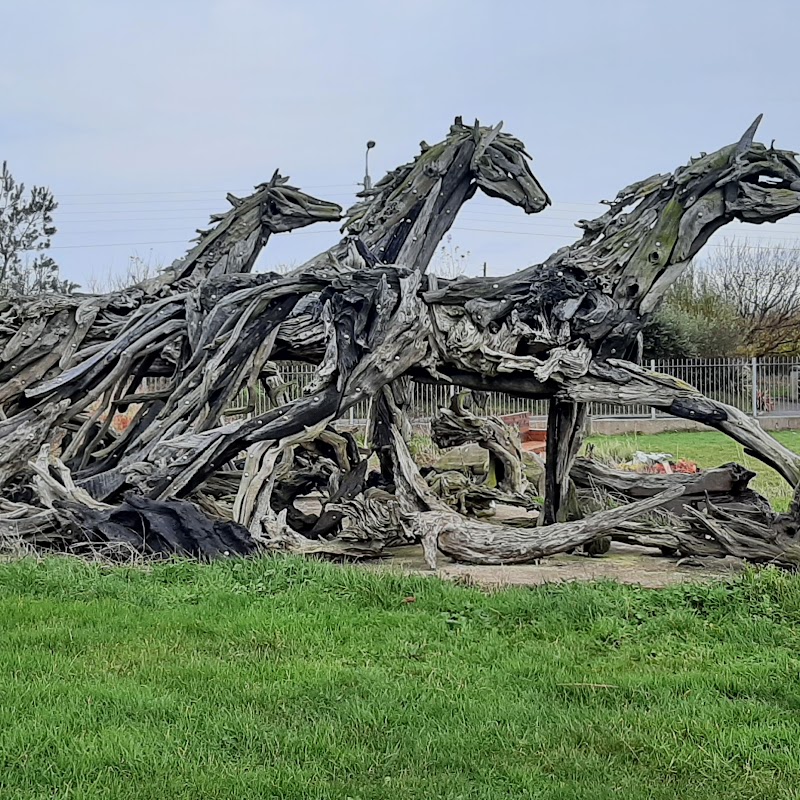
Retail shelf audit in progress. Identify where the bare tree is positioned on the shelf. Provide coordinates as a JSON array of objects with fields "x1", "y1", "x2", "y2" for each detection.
[
  {"x1": 86, "y1": 254, "x2": 161, "y2": 292},
  {"x1": 703, "y1": 239, "x2": 800, "y2": 356},
  {"x1": 429, "y1": 234, "x2": 470, "y2": 279}
]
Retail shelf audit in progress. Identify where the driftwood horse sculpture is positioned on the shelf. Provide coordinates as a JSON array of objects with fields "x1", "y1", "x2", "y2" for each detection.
[{"x1": 2, "y1": 115, "x2": 800, "y2": 567}]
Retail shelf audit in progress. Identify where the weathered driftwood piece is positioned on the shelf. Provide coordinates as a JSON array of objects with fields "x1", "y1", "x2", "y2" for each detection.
[
  {"x1": 565, "y1": 360, "x2": 800, "y2": 486},
  {"x1": 431, "y1": 390, "x2": 530, "y2": 495},
  {"x1": 418, "y1": 486, "x2": 685, "y2": 567},
  {"x1": 256, "y1": 425, "x2": 431, "y2": 560},
  {"x1": 60, "y1": 495, "x2": 257, "y2": 559},
  {"x1": 611, "y1": 507, "x2": 800, "y2": 568},
  {"x1": 543, "y1": 399, "x2": 587, "y2": 525},
  {"x1": 426, "y1": 395, "x2": 790, "y2": 562},
  {"x1": 394, "y1": 412, "x2": 662, "y2": 566},
  {"x1": 2, "y1": 115, "x2": 800, "y2": 566},
  {"x1": 423, "y1": 389, "x2": 549, "y2": 525},
  {"x1": 569, "y1": 456, "x2": 800, "y2": 567},
  {"x1": 571, "y1": 458, "x2": 771, "y2": 516}
]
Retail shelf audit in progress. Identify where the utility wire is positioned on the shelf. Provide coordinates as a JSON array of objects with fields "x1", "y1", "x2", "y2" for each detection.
[
  {"x1": 54, "y1": 184, "x2": 359, "y2": 199},
  {"x1": 38, "y1": 227, "x2": 800, "y2": 252},
  {"x1": 50, "y1": 201, "x2": 800, "y2": 238},
  {"x1": 51, "y1": 207, "x2": 800, "y2": 239}
]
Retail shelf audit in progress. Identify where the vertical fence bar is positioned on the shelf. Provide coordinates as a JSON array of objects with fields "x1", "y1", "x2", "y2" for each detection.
[
  {"x1": 650, "y1": 359, "x2": 656, "y2": 419},
  {"x1": 752, "y1": 356, "x2": 758, "y2": 418}
]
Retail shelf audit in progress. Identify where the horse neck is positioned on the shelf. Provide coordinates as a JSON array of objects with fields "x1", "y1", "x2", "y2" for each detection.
[{"x1": 343, "y1": 137, "x2": 477, "y2": 273}]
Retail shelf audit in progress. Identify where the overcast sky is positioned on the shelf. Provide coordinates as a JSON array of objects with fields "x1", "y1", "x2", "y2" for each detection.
[{"x1": 3, "y1": 0, "x2": 800, "y2": 287}]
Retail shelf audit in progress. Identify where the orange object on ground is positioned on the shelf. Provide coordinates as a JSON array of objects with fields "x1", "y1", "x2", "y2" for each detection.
[{"x1": 500, "y1": 413, "x2": 547, "y2": 455}]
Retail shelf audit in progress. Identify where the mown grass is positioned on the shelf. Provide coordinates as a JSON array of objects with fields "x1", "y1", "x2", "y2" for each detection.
[
  {"x1": 586, "y1": 429, "x2": 800, "y2": 510},
  {"x1": 1, "y1": 557, "x2": 800, "y2": 798}
]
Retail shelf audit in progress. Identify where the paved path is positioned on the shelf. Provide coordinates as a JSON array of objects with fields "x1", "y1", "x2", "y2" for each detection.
[{"x1": 361, "y1": 543, "x2": 744, "y2": 590}]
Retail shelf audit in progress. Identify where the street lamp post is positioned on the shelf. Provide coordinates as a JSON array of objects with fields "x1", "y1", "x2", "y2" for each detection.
[{"x1": 363, "y1": 140, "x2": 376, "y2": 192}]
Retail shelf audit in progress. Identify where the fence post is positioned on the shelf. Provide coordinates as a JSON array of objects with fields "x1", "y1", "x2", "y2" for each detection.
[
  {"x1": 752, "y1": 356, "x2": 758, "y2": 417},
  {"x1": 650, "y1": 359, "x2": 657, "y2": 419}
]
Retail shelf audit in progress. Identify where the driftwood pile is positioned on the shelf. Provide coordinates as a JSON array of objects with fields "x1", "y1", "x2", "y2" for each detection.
[{"x1": 2, "y1": 115, "x2": 800, "y2": 568}]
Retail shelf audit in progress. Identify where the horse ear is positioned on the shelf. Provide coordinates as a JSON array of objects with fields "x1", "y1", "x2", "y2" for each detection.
[
  {"x1": 454, "y1": 115, "x2": 463, "y2": 127},
  {"x1": 471, "y1": 122, "x2": 504, "y2": 167},
  {"x1": 734, "y1": 113, "x2": 763, "y2": 157}
]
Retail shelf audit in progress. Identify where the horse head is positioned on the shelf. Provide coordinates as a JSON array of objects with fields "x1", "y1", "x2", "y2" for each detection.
[
  {"x1": 556, "y1": 115, "x2": 800, "y2": 312},
  {"x1": 344, "y1": 117, "x2": 549, "y2": 271},
  {"x1": 253, "y1": 171, "x2": 343, "y2": 233}
]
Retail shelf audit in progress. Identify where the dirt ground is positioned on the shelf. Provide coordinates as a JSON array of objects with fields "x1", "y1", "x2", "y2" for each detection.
[{"x1": 360, "y1": 542, "x2": 746, "y2": 589}]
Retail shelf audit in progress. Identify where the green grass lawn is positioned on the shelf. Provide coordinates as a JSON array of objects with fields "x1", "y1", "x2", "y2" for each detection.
[
  {"x1": 585, "y1": 429, "x2": 800, "y2": 510},
  {"x1": 2, "y1": 557, "x2": 800, "y2": 799}
]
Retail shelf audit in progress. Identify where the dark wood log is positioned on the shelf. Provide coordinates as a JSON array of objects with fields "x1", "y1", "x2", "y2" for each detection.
[
  {"x1": 610, "y1": 507, "x2": 800, "y2": 569},
  {"x1": 60, "y1": 494, "x2": 256, "y2": 559},
  {"x1": 571, "y1": 458, "x2": 774, "y2": 516},
  {"x1": 543, "y1": 399, "x2": 586, "y2": 525},
  {"x1": 307, "y1": 459, "x2": 369, "y2": 538}
]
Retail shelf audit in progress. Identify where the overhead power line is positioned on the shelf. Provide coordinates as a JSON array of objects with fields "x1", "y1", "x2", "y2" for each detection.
[
  {"x1": 54, "y1": 183, "x2": 359, "y2": 199},
  {"x1": 42, "y1": 229, "x2": 339, "y2": 250},
  {"x1": 38, "y1": 227, "x2": 800, "y2": 252}
]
